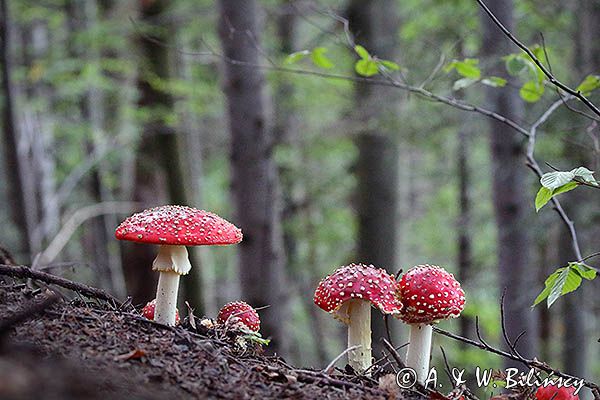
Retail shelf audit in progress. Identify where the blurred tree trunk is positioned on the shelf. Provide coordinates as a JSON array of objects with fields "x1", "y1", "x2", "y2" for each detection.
[
  {"x1": 218, "y1": 0, "x2": 289, "y2": 357},
  {"x1": 480, "y1": 0, "x2": 537, "y2": 363},
  {"x1": 122, "y1": 0, "x2": 202, "y2": 308},
  {"x1": 66, "y1": 0, "x2": 116, "y2": 293},
  {"x1": 0, "y1": 0, "x2": 31, "y2": 260},
  {"x1": 347, "y1": 0, "x2": 401, "y2": 358},
  {"x1": 558, "y1": 0, "x2": 600, "y2": 376},
  {"x1": 456, "y1": 114, "x2": 473, "y2": 341}
]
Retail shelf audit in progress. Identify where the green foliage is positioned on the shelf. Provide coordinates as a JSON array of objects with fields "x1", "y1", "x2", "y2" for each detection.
[
  {"x1": 576, "y1": 75, "x2": 600, "y2": 96},
  {"x1": 503, "y1": 47, "x2": 549, "y2": 102},
  {"x1": 283, "y1": 50, "x2": 310, "y2": 65},
  {"x1": 519, "y1": 80, "x2": 544, "y2": 102},
  {"x1": 534, "y1": 262, "x2": 597, "y2": 308},
  {"x1": 352, "y1": 45, "x2": 400, "y2": 77},
  {"x1": 310, "y1": 47, "x2": 335, "y2": 69},
  {"x1": 535, "y1": 167, "x2": 597, "y2": 211},
  {"x1": 444, "y1": 58, "x2": 481, "y2": 79}
]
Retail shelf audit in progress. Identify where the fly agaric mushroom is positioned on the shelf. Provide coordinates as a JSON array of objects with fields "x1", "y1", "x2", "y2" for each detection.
[
  {"x1": 115, "y1": 205, "x2": 242, "y2": 326},
  {"x1": 141, "y1": 299, "x2": 180, "y2": 325},
  {"x1": 536, "y1": 384, "x2": 580, "y2": 400},
  {"x1": 217, "y1": 301, "x2": 260, "y2": 332},
  {"x1": 396, "y1": 264, "x2": 465, "y2": 383},
  {"x1": 314, "y1": 263, "x2": 403, "y2": 374}
]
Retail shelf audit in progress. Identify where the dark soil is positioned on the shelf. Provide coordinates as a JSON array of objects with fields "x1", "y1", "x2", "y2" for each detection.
[{"x1": 0, "y1": 272, "x2": 430, "y2": 400}]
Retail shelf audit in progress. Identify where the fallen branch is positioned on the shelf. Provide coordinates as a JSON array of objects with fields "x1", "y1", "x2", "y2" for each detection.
[{"x1": 0, "y1": 264, "x2": 122, "y2": 306}]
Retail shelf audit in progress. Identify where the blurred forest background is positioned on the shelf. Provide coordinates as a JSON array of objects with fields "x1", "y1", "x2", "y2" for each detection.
[{"x1": 0, "y1": 0, "x2": 598, "y2": 393}]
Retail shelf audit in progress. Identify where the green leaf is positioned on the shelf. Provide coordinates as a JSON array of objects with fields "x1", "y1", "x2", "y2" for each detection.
[
  {"x1": 481, "y1": 76, "x2": 507, "y2": 87},
  {"x1": 570, "y1": 166, "x2": 595, "y2": 183},
  {"x1": 552, "y1": 181, "x2": 578, "y2": 196},
  {"x1": 520, "y1": 81, "x2": 544, "y2": 102},
  {"x1": 504, "y1": 54, "x2": 527, "y2": 76},
  {"x1": 378, "y1": 60, "x2": 401, "y2": 71},
  {"x1": 540, "y1": 171, "x2": 575, "y2": 189},
  {"x1": 535, "y1": 187, "x2": 553, "y2": 212},
  {"x1": 547, "y1": 267, "x2": 582, "y2": 307},
  {"x1": 533, "y1": 269, "x2": 561, "y2": 306},
  {"x1": 535, "y1": 182, "x2": 578, "y2": 212},
  {"x1": 284, "y1": 50, "x2": 310, "y2": 65},
  {"x1": 454, "y1": 58, "x2": 481, "y2": 79},
  {"x1": 355, "y1": 59, "x2": 379, "y2": 77},
  {"x1": 354, "y1": 45, "x2": 370, "y2": 60},
  {"x1": 534, "y1": 262, "x2": 595, "y2": 308},
  {"x1": 569, "y1": 262, "x2": 597, "y2": 280},
  {"x1": 575, "y1": 75, "x2": 600, "y2": 96},
  {"x1": 311, "y1": 47, "x2": 334, "y2": 69},
  {"x1": 453, "y1": 77, "x2": 477, "y2": 91}
]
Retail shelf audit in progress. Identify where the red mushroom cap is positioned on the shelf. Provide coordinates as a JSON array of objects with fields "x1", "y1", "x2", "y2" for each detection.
[
  {"x1": 313, "y1": 263, "x2": 403, "y2": 322},
  {"x1": 141, "y1": 299, "x2": 180, "y2": 325},
  {"x1": 396, "y1": 264, "x2": 465, "y2": 324},
  {"x1": 217, "y1": 301, "x2": 260, "y2": 332},
  {"x1": 115, "y1": 205, "x2": 242, "y2": 246},
  {"x1": 536, "y1": 384, "x2": 580, "y2": 400}
]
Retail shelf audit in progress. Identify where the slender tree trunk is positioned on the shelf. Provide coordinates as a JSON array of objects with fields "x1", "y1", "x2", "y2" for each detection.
[
  {"x1": 555, "y1": 0, "x2": 600, "y2": 375},
  {"x1": 0, "y1": 0, "x2": 30, "y2": 260},
  {"x1": 218, "y1": 0, "x2": 289, "y2": 357},
  {"x1": 347, "y1": 0, "x2": 401, "y2": 358},
  {"x1": 480, "y1": 0, "x2": 537, "y2": 363},
  {"x1": 122, "y1": 0, "x2": 202, "y2": 308},
  {"x1": 456, "y1": 115, "x2": 474, "y2": 341}
]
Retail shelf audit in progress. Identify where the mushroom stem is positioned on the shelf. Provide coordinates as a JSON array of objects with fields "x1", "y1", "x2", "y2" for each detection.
[
  {"x1": 154, "y1": 271, "x2": 180, "y2": 326},
  {"x1": 405, "y1": 323, "x2": 432, "y2": 383},
  {"x1": 152, "y1": 245, "x2": 191, "y2": 326},
  {"x1": 347, "y1": 299, "x2": 372, "y2": 374}
]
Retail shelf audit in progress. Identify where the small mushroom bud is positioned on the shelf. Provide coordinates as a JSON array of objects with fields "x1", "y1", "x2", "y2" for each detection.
[
  {"x1": 217, "y1": 301, "x2": 260, "y2": 332},
  {"x1": 141, "y1": 299, "x2": 180, "y2": 325}
]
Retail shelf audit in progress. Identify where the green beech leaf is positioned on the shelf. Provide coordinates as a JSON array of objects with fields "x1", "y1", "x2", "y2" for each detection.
[
  {"x1": 453, "y1": 77, "x2": 477, "y2": 91},
  {"x1": 535, "y1": 187, "x2": 553, "y2": 212},
  {"x1": 520, "y1": 80, "x2": 544, "y2": 102},
  {"x1": 311, "y1": 47, "x2": 334, "y2": 69},
  {"x1": 445, "y1": 59, "x2": 481, "y2": 79},
  {"x1": 284, "y1": 50, "x2": 310, "y2": 65},
  {"x1": 355, "y1": 59, "x2": 379, "y2": 77},
  {"x1": 481, "y1": 76, "x2": 507, "y2": 87},
  {"x1": 504, "y1": 54, "x2": 527, "y2": 75},
  {"x1": 569, "y1": 262, "x2": 597, "y2": 280},
  {"x1": 570, "y1": 166, "x2": 595, "y2": 183},
  {"x1": 575, "y1": 75, "x2": 600, "y2": 96},
  {"x1": 540, "y1": 171, "x2": 575, "y2": 189},
  {"x1": 354, "y1": 45, "x2": 370, "y2": 60},
  {"x1": 378, "y1": 60, "x2": 401, "y2": 71},
  {"x1": 533, "y1": 269, "x2": 561, "y2": 306},
  {"x1": 547, "y1": 267, "x2": 581, "y2": 307}
]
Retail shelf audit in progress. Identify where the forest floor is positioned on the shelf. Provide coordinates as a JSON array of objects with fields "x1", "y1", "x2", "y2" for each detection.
[{"x1": 0, "y1": 265, "x2": 433, "y2": 400}]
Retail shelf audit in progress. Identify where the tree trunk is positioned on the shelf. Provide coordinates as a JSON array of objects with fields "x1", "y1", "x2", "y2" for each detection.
[
  {"x1": 347, "y1": 0, "x2": 401, "y2": 358},
  {"x1": 480, "y1": 0, "x2": 537, "y2": 363},
  {"x1": 456, "y1": 115, "x2": 474, "y2": 341},
  {"x1": 218, "y1": 0, "x2": 289, "y2": 357},
  {"x1": 122, "y1": 0, "x2": 202, "y2": 308},
  {"x1": 558, "y1": 1, "x2": 600, "y2": 375},
  {"x1": 0, "y1": 0, "x2": 30, "y2": 261}
]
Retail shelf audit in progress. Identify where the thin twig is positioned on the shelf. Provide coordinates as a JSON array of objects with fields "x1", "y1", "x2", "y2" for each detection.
[
  {"x1": 476, "y1": 0, "x2": 600, "y2": 119},
  {"x1": 322, "y1": 345, "x2": 361, "y2": 374}
]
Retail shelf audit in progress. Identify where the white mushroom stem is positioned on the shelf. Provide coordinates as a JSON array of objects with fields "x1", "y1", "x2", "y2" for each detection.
[
  {"x1": 152, "y1": 245, "x2": 192, "y2": 326},
  {"x1": 405, "y1": 323, "x2": 433, "y2": 383},
  {"x1": 346, "y1": 299, "x2": 372, "y2": 374}
]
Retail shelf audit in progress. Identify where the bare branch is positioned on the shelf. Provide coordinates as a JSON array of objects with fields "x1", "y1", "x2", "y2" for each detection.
[{"x1": 476, "y1": 0, "x2": 600, "y2": 120}]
